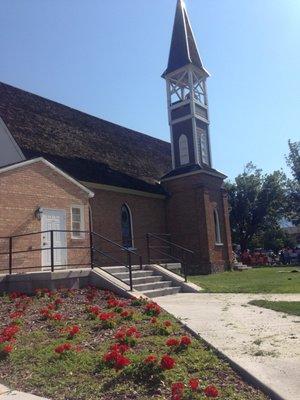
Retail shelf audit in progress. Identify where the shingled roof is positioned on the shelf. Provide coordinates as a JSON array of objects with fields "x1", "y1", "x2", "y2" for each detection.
[{"x1": 0, "y1": 82, "x2": 172, "y2": 195}]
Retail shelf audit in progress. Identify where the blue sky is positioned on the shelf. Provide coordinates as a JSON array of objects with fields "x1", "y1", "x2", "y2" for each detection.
[{"x1": 0, "y1": 0, "x2": 299, "y2": 180}]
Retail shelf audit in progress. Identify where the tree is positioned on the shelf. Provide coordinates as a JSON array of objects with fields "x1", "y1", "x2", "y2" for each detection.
[
  {"x1": 250, "y1": 225, "x2": 296, "y2": 252},
  {"x1": 286, "y1": 140, "x2": 300, "y2": 225},
  {"x1": 286, "y1": 140, "x2": 300, "y2": 182},
  {"x1": 226, "y1": 163, "x2": 288, "y2": 252}
]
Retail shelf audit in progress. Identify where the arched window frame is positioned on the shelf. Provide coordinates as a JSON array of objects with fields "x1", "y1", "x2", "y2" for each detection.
[
  {"x1": 121, "y1": 203, "x2": 134, "y2": 249},
  {"x1": 213, "y1": 208, "x2": 222, "y2": 245},
  {"x1": 179, "y1": 134, "x2": 190, "y2": 165}
]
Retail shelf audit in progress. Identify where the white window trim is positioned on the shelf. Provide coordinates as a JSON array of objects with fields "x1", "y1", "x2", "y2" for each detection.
[
  {"x1": 71, "y1": 205, "x2": 85, "y2": 239},
  {"x1": 121, "y1": 203, "x2": 135, "y2": 249},
  {"x1": 214, "y1": 209, "x2": 223, "y2": 245},
  {"x1": 179, "y1": 134, "x2": 190, "y2": 165}
]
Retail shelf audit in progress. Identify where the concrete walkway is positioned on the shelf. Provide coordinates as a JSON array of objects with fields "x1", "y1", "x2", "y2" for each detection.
[
  {"x1": 154, "y1": 293, "x2": 300, "y2": 400},
  {"x1": 0, "y1": 384, "x2": 48, "y2": 400}
]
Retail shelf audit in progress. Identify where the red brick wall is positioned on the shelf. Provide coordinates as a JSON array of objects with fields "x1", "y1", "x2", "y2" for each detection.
[
  {"x1": 0, "y1": 162, "x2": 91, "y2": 273},
  {"x1": 162, "y1": 171, "x2": 233, "y2": 274},
  {"x1": 90, "y1": 188, "x2": 167, "y2": 266},
  {"x1": 0, "y1": 161, "x2": 232, "y2": 276}
]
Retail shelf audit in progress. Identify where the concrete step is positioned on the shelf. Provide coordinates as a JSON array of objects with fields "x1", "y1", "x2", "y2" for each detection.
[
  {"x1": 143, "y1": 286, "x2": 181, "y2": 298},
  {"x1": 133, "y1": 281, "x2": 173, "y2": 292},
  {"x1": 102, "y1": 265, "x2": 141, "y2": 274},
  {"x1": 123, "y1": 275, "x2": 164, "y2": 285},
  {"x1": 114, "y1": 270, "x2": 155, "y2": 280}
]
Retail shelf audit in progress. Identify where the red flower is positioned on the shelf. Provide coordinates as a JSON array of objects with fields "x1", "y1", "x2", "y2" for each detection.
[
  {"x1": 120, "y1": 310, "x2": 133, "y2": 319},
  {"x1": 150, "y1": 317, "x2": 157, "y2": 324},
  {"x1": 115, "y1": 329, "x2": 126, "y2": 341},
  {"x1": 54, "y1": 345, "x2": 65, "y2": 354},
  {"x1": 52, "y1": 313, "x2": 63, "y2": 321},
  {"x1": 114, "y1": 353, "x2": 131, "y2": 370},
  {"x1": 114, "y1": 326, "x2": 140, "y2": 343},
  {"x1": 204, "y1": 385, "x2": 219, "y2": 398},
  {"x1": 67, "y1": 325, "x2": 80, "y2": 338},
  {"x1": 9, "y1": 291, "x2": 24, "y2": 300},
  {"x1": 0, "y1": 324, "x2": 19, "y2": 342},
  {"x1": 110, "y1": 343, "x2": 129, "y2": 354},
  {"x1": 87, "y1": 305, "x2": 101, "y2": 317},
  {"x1": 98, "y1": 312, "x2": 115, "y2": 321},
  {"x1": 121, "y1": 310, "x2": 129, "y2": 317},
  {"x1": 164, "y1": 320, "x2": 172, "y2": 327},
  {"x1": 171, "y1": 382, "x2": 185, "y2": 400},
  {"x1": 86, "y1": 288, "x2": 98, "y2": 302},
  {"x1": 145, "y1": 302, "x2": 161, "y2": 316},
  {"x1": 54, "y1": 298, "x2": 63, "y2": 307},
  {"x1": 189, "y1": 378, "x2": 200, "y2": 391},
  {"x1": 160, "y1": 354, "x2": 176, "y2": 370},
  {"x1": 126, "y1": 326, "x2": 140, "y2": 338},
  {"x1": 63, "y1": 343, "x2": 72, "y2": 351},
  {"x1": 103, "y1": 350, "x2": 131, "y2": 370},
  {"x1": 40, "y1": 307, "x2": 51, "y2": 319},
  {"x1": 107, "y1": 297, "x2": 126, "y2": 309},
  {"x1": 166, "y1": 338, "x2": 180, "y2": 347},
  {"x1": 54, "y1": 343, "x2": 72, "y2": 354},
  {"x1": 144, "y1": 354, "x2": 157, "y2": 364},
  {"x1": 180, "y1": 336, "x2": 192, "y2": 346},
  {"x1": 103, "y1": 350, "x2": 118, "y2": 363},
  {"x1": 2, "y1": 344, "x2": 13, "y2": 354},
  {"x1": 9, "y1": 311, "x2": 23, "y2": 320}
]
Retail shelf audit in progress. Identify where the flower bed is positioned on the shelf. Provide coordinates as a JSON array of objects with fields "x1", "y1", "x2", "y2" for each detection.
[{"x1": 0, "y1": 287, "x2": 269, "y2": 400}]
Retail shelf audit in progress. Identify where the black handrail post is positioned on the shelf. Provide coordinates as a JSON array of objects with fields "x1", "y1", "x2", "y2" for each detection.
[
  {"x1": 50, "y1": 230, "x2": 54, "y2": 272},
  {"x1": 146, "y1": 233, "x2": 150, "y2": 264},
  {"x1": 90, "y1": 231, "x2": 94, "y2": 269},
  {"x1": 139, "y1": 255, "x2": 143, "y2": 271},
  {"x1": 128, "y1": 251, "x2": 133, "y2": 291},
  {"x1": 8, "y1": 237, "x2": 13, "y2": 275},
  {"x1": 182, "y1": 262, "x2": 187, "y2": 282}
]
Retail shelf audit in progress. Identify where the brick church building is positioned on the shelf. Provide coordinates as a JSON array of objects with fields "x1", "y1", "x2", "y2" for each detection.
[{"x1": 0, "y1": 0, "x2": 232, "y2": 275}]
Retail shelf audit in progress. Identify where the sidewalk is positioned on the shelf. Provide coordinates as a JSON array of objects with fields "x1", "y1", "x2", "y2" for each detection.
[
  {"x1": 154, "y1": 293, "x2": 300, "y2": 400},
  {"x1": 0, "y1": 384, "x2": 48, "y2": 400}
]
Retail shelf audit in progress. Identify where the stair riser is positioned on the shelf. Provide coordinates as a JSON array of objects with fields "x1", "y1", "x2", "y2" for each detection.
[
  {"x1": 145, "y1": 287, "x2": 181, "y2": 298},
  {"x1": 102, "y1": 266, "x2": 141, "y2": 274},
  {"x1": 133, "y1": 281, "x2": 173, "y2": 291},
  {"x1": 114, "y1": 271, "x2": 155, "y2": 280},
  {"x1": 123, "y1": 276, "x2": 163, "y2": 285}
]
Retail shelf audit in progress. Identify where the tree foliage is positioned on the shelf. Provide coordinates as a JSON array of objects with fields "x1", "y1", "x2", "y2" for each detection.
[
  {"x1": 286, "y1": 140, "x2": 300, "y2": 225},
  {"x1": 286, "y1": 140, "x2": 300, "y2": 183},
  {"x1": 226, "y1": 163, "x2": 288, "y2": 251}
]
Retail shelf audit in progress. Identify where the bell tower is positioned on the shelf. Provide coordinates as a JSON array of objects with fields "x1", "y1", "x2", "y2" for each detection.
[
  {"x1": 162, "y1": 0, "x2": 212, "y2": 170},
  {"x1": 161, "y1": 0, "x2": 233, "y2": 273}
]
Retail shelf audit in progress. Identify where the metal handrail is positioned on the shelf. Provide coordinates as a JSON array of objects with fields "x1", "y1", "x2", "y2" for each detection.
[
  {"x1": 146, "y1": 233, "x2": 194, "y2": 282},
  {"x1": 0, "y1": 229, "x2": 144, "y2": 291},
  {"x1": 91, "y1": 232, "x2": 140, "y2": 258},
  {"x1": 147, "y1": 233, "x2": 194, "y2": 254},
  {"x1": 90, "y1": 232, "x2": 144, "y2": 290}
]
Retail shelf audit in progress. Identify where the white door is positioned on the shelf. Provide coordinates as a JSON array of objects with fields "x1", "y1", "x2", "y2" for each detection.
[{"x1": 41, "y1": 209, "x2": 67, "y2": 269}]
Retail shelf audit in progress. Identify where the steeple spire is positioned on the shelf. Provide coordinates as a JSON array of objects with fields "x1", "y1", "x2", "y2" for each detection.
[
  {"x1": 163, "y1": 0, "x2": 206, "y2": 77},
  {"x1": 162, "y1": 0, "x2": 213, "y2": 171}
]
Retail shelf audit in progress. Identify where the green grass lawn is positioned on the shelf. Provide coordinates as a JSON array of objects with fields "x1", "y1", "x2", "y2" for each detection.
[
  {"x1": 189, "y1": 267, "x2": 300, "y2": 293},
  {"x1": 248, "y1": 300, "x2": 300, "y2": 316}
]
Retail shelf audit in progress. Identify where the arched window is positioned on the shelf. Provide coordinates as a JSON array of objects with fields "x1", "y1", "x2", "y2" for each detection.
[
  {"x1": 179, "y1": 134, "x2": 190, "y2": 165},
  {"x1": 214, "y1": 209, "x2": 222, "y2": 244},
  {"x1": 121, "y1": 204, "x2": 133, "y2": 248}
]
